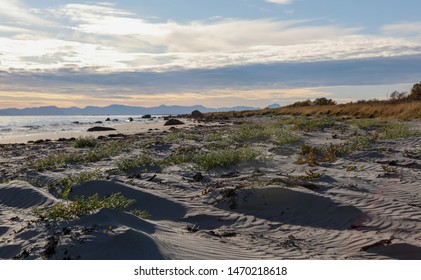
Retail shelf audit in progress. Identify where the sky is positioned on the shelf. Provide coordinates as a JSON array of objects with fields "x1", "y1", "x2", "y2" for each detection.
[{"x1": 1, "y1": 0, "x2": 421, "y2": 109}]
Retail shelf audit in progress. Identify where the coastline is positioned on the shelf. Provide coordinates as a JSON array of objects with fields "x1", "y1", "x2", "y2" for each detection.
[{"x1": 0, "y1": 119, "x2": 195, "y2": 145}]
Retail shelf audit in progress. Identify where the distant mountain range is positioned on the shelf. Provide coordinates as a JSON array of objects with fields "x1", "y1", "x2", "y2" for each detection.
[{"x1": 0, "y1": 104, "x2": 270, "y2": 116}]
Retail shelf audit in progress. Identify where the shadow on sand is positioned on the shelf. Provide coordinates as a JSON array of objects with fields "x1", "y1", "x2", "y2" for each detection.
[{"x1": 216, "y1": 186, "x2": 365, "y2": 230}]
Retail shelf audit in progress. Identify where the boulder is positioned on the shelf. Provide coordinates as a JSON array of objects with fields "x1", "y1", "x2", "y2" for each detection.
[
  {"x1": 141, "y1": 114, "x2": 152, "y2": 119},
  {"x1": 191, "y1": 110, "x2": 204, "y2": 119},
  {"x1": 105, "y1": 118, "x2": 111, "y2": 121},
  {"x1": 164, "y1": 119, "x2": 185, "y2": 126},
  {"x1": 87, "y1": 126, "x2": 116, "y2": 132},
  {"x1": 127, "y1": 117, "x2": 134, "y2": 122}
]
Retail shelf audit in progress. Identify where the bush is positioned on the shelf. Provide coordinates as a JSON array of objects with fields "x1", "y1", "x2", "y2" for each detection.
[
  {"x1": 290, "y1": 99, "x2": 312, "y2": 107},
  {"x1": 313, "y1": 97, "x2": 336, "y2": 106}
]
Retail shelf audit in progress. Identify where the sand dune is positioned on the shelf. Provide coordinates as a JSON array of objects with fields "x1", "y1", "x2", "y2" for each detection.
[
  {"x1": 0, "y1": 181, "x2": 58, "y2": 208},
  {"x1": 69, "y1": 180, "x2": 187, "y2": 221}
]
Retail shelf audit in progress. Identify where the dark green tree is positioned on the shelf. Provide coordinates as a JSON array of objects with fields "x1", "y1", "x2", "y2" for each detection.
[{"x1": 410, "y1": 82, "x2": 421, "y2": 100}]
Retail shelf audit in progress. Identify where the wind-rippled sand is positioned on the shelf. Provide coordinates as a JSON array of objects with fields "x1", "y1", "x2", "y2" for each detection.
[{"x1": 1, "y1": 116, "x2": 420, "y2": 260}]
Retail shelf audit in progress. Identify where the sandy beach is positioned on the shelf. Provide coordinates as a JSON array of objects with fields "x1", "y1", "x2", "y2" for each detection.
[
  {"x1": 0, "y1": 115, "x2": 420, "y2": 260},
  {"x1": 0, "y1": 118, "x2": 196, "y2": 145}
]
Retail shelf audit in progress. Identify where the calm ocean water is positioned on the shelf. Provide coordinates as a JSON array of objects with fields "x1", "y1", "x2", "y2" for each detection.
[{"x1": 0, "y1": 115, "x2": 161, "y2": 138}]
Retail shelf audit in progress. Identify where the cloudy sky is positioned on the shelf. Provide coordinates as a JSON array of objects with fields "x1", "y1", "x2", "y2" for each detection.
[{"x1": 1, "y1": 0, "x2": 421, "y2": 109}]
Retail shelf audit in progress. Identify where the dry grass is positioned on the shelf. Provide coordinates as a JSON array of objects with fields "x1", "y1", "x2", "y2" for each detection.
[
  {"x1": 206, "y1": 101, "x2": 421, "y2": 120},
  {"x1": 277, "y1": 101, "x2": 421, "y2": 119}
]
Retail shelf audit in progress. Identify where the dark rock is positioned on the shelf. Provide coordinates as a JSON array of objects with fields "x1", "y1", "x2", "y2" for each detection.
[
  {"x1": 164, "y1": 119, "x2": 185, "y2": 126},
  {"x1": 191, "y1": 110, "x2": 204, "y2": 119},
  {"x1": 95, "y1": 121, "x2": 102, "y2": 124},
  {"x1": 72, "y1": 121, "x2": 79, "y2": 124},
  {"x1": 112, "y1": 119, "x2": 119, "y2": 122},
  {"x1": 193, "y1": 172, "x2": 204, "y2": 182},
  {"x1": 57, "y1": 138, "x2": 67, "y2": 142},
  {"x1": 107, "y1": 133, "x2": 125, "y2": 138},
  {"x1": 34, "y1": 139, "x2": 44, "y2": 144},
  {"x1": 141, "y1": 114, "x2": 152, "y2": 119},
  {"x1": 97, "y1": 135, "x2": 106, "y2": 140},
  {"x1": 87, "y1": 126, "x2": 116, "y2": 132},
  {"x1": 163, "y1": 116, "x2": 170, "y2": 121},
  {"x1": 105, "y1": 118, "x2": 111, "y2": 121},
  {"x1": 127, "y1": 117, "x2": 134, "y2": 122}
]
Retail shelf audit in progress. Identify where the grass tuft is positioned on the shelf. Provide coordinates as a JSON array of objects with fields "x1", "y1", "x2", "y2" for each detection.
[
  {"x1": 30, "y1": 140, "x2": 129, "y2": 171},
  {"x1": 74, "y1": 136, "x2": 98, "y2": 148},
  {"x1": 130, "y1": 209, "x2": 151, "y2": 219},
  {"x1": 379, "y1": 123, "x2": 419, "y2": 139},
  {"x1": 233, "y1": 123, "x2": 300, "y2": 144},
  {"x1": 33, "y1": 193, "x2": 137, "y2": 221},
  {"x1": 54, "y1": 170, "x2": 103, "y2": 198},
  {"x1": 116, "y1": 154, "x2": 158, "y2": 172},
  {"x1": 164, "y1": 132, "x2": 201, "y2": 143},
  {"x1": 194, "y1": 147, "x2": 260, "y2": 170}
]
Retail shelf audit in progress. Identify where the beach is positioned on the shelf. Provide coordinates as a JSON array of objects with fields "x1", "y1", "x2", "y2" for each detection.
[
  {"x1": 0, "y1": 114, "x2": 420, "y2": 260},
  {"x1": 0, "y1": 115, "x2": 178, "y2": 145}
]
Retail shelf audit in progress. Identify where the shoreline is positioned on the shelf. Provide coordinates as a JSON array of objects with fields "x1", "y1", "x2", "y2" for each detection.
[{"x1": 0, "y1": 119, "x2": 196, "y2": 145}]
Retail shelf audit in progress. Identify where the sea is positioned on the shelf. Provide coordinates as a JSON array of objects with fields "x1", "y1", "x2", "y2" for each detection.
[{"x1": 0, "y1": 115, "x2": 162, "y2": 139}]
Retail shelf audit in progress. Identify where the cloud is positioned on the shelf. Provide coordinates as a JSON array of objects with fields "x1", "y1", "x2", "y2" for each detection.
[
  {"x1": 0, "y1": 24, "x2": 29, "y2": 33},
  {"x1": 59, "y1": 4, "x2": 354, "y2": 52},
  {"x1": 2, "y1": 55, "x2": 420, "y2": 92},
  {"x1": 382, "y1": 21, "x2": 421, "y2": 37},
  {"x1": 265, "y1": 0, "x2": 294, "y2": 5},
  {"x1": 1, "y1": 3, "x2": 421, "y2": 73},
  {"x1": 1, "y1": 55, "x2": 420, "y2": 108},
  {"x1": 0, "y1": 0, "x2": 50, "y2": 26},
  {"x1": 0, "y1": 37, "x2": 139, "y2": 70}
]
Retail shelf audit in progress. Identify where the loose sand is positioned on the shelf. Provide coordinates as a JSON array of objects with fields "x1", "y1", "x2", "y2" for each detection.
[{"x1": 0, "y1": 116, "x2": 420, "y2": 259}]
